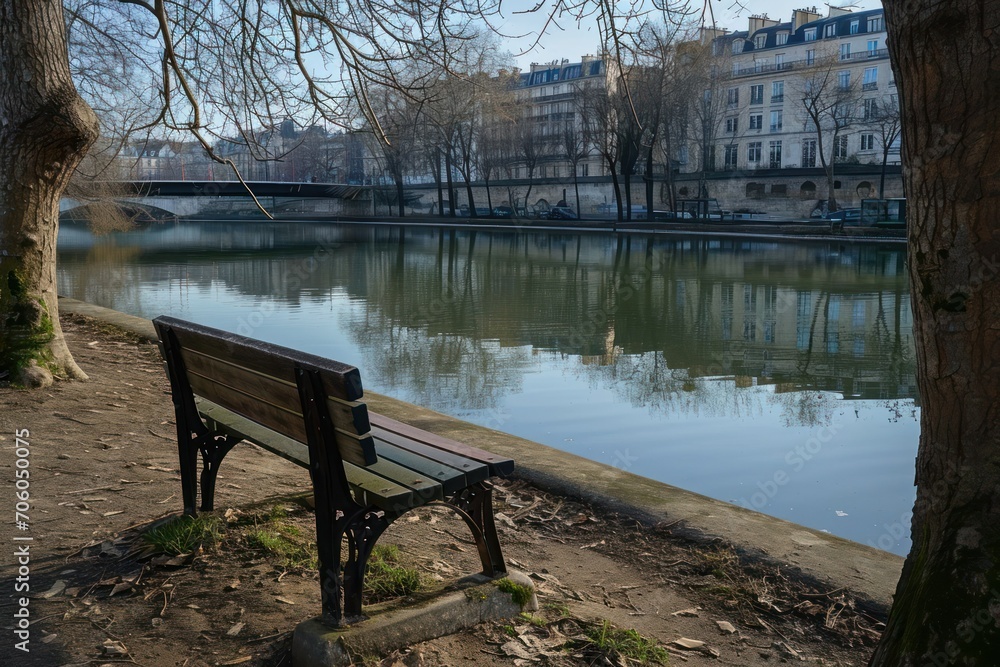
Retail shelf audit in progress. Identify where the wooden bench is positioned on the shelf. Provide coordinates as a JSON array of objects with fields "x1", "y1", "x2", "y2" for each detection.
[{"x1": 152, "y1": 316, "x2": 513, "y2": 626}]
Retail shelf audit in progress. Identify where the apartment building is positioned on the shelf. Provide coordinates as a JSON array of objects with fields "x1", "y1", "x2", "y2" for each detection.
[
  {"x1": 687, "y1": 6, "x2": 901, "y2": 211},
  {"x1": 515, "y1": 56, "x2": 610, "y2": 181}
]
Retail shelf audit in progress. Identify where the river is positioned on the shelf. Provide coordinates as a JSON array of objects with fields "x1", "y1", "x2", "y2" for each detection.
[{"x1": 57, "y1": 220, "x2": 919, "y2": 554}]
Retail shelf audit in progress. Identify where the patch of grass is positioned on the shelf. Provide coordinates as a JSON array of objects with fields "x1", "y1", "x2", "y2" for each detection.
[
  {"x1": 584, "y1": 620, "x2": 669, "y2": 665},
  {"x1": 240, "y1": 504, "x2": 316, "y2": 568},
  {"x1": 364, "y1": 544, "x2": 421, "y2": 602},
  {"x1": 544, "y1": 601, "x2": 571, "y2": 618},
  {"x1": 520, "y1": 612, "x2": 546, "y2": 627},
  {"x1": 143, "y1": 514, "x2": 222, "y2": 555}
]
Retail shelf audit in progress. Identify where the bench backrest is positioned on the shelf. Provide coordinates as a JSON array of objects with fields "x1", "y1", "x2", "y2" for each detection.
[{"x1": 153, "y1": 316, "x2": 377, "y2": 467}]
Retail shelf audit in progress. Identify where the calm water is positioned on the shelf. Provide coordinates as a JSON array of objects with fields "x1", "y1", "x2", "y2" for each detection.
[{"x1": 57, "y1": 221, "x2": 919, "y2": 554}]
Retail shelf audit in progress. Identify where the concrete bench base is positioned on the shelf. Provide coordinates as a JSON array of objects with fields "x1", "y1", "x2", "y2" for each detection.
[{"x1": 292, "y1": 571, "x2": 537, "y2": 666}]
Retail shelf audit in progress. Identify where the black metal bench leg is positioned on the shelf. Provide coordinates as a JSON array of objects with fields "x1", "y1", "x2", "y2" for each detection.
[
  {"x1": 177, "y1": 432, "x2": 200, "y2": 516},
  {"x1": 342, "y1": 509, "x2": 391, "y2": 621},
  {"x1": 445, "y1": 481, "x2": 507, "y2": 576},
  {"x1": 198, "y1": 434, "x2": 239, "y2": 512}
]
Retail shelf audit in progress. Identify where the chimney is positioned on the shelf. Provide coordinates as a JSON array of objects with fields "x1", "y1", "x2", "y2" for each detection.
[
  {"x1": 748, "y1": 14, "x2": 779, "y2": 34},
  {"x1": 791, "y1": 7, "x2": 822, "y2": 31}
]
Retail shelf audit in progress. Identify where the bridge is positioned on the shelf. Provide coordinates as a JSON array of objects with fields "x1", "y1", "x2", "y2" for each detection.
[{"x1": 60, "y1": 180, "x2": 373, "y2": 219}]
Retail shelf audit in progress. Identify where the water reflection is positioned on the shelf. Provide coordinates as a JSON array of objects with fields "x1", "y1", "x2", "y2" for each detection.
[{"x1": 57, "y1": 221, "x2": 918, "y2": 552}]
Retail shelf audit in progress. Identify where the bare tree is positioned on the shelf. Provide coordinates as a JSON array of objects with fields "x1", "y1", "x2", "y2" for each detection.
[
  {"x1": 798, "y1": 53, "x2": 860, "y2": 214},
  {"x1": 365, "y1": 87, "x2": 422, "y2": 216},
  {"x1": 864, "y1": 93, "x2": 902, "y2": 198},
  {"x1": 577, "y1": 80, "x2": 625, "y2": 221},
  {"x1": 560, "y1": 118, "x2": 589, "y2": 215}
]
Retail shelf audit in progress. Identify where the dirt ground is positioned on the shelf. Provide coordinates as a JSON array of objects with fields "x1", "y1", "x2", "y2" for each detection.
[{"x1": 0, "y1": 315, "x2": 885, "y2": 666}]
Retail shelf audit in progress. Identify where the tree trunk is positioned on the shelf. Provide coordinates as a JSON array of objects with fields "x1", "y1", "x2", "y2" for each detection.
[
  {"x1": 870, "y1": 1, "x2": 1000, "y2": 664},
  {"x1": 879, "y1": 147, "x2": 890, "y2": 198},
  {"x1": 0, "y1": 0, "x2": 99, "y2": 387},
  {"x1": 395, "y1": 177, "x2": 405, "y2": 217},
  {"x1": 433, "y1": 149, "x2": 444, "y2": 216},
  {"x1": 609, "y1": 159, "x2": 623, "y2": 224},
  {"x1": 445, "y1": 150, "x2": 455, "y2": 216},
  {"x1": 573, "y1": 170, "x2": 581, "y2": 218},
  {"x1": 645, "y1": 143, "x2": 655, "y2": 218},
  {"x1": 464, "y1": 178, "x2": 475, "y2": 218}
]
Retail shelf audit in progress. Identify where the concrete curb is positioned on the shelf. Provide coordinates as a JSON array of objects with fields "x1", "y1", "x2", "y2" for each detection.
[
  {"x1": 291, "y1": 572, "x2": 538, "y2": 666},
  {"x1": 57, "y1": 297, "x2": 903, "y2": 612}
]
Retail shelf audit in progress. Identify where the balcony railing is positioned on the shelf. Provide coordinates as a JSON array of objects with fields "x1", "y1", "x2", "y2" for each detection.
[
  {"x1": 771, "y1": 94, "x2": 784, "y2": 103},
  {"x1": 731, "y1": 48, "x2": 889, "y2": 78},
  {"x1": 862, "y1": 82, "x2": 878, "y2": 91}
]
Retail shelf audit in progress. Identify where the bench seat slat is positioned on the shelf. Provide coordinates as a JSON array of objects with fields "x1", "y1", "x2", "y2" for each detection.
[
  {"x1": 181, "y1": 348, "x2": 371, "y2": 435},
  {"x1": 370, "y1": 414, "x2": 515, "y2": 477},
  {"x1": 372, "y1": 438, "x2": 486, "y2": 495},
  {"x1": 373, "y1": 428, "x2": 490, "y2": 480},
  {"x1": 196, "y1": 400, "x2": 444, "y2": 510}
]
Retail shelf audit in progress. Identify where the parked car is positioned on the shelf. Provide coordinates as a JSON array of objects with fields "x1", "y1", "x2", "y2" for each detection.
[
  {"x1": 825, "y1": 208, "x2": 862, "y2": 224},
  {"x1": 545, "y1": 206, "x2": 578, "y2": 220},
  {"x1": 652, "y1": 210, "x2": 694, "y2": 221},
  {"x1": 492, "y1": 206, "x2": 515, "y2": 218}
]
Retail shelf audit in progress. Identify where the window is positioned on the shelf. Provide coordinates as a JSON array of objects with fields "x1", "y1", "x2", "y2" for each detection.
[
  {"x1": 727, "y1": 87, "x2": 739, "y2": 105},
  {"x1": 868, "y1": 39, "x2": 879, "y2": 55},
  {"x1": 861, "y1": 133, "x2": 876, "y2": 150},
  {"x1": 868, "y1": 15, "x2": 884, "y2": 32},
  {"x1": 806, "y1": 49, "x2": 815, "y2": 65},
  {"x1": 732, "y1": 63, "x2": 741, "y2": 76},
  {"x1": 755, "y1": 58, "x2": 767, "y2": 72},
  {"x1": 771, "y1": 81, "x2": 784, "y2": 102},
  {"x1": 726, "y1": 117, "x2": 739, "y2": 133},
  {"x1": 754, "y1": 34, "x2": 767, "y2": 49},
  {"x1": 750, "y1": 84, "x2": 764, "y2": 104},
  {"x1": 769, "y1": 140, "x2": 782, "y2": 168},
  {"x1": 804, "y1": 27, "x2": 817, "y2": 41},
  {"x1": 775, "y1": 54, "x2": 786, "y2": 70},
  {"x1": 770, "y1": 110, "x2": 783, "y2": 132},
  {"x1": 840, "y1": 43, "x2": 851, "y2": 60},
  {"x1": 802, "y1": 140, "x2": 817, "y2": 168},
  {"x1": 834, "y1": 135, "x2": 849, "y2": 160},
  {"x1": 776, "y1": 32, "x2": 789, "y2": 45},
  {"x1": 749, "y1": 113, "x2": 763, "y2": 130},
  {"x1": 579, "y1": 163, "x2": 589, "y2": 177},
  {"x1": 864, "y1": 98, "x2": 879, "y2": 119},
  {"x1": 825, "y1": 23, "x2": 837, "y2": 38},
  {"x1": 850, "y1": 20, "x2": 860, "y2": 34},
  {"x1": 748, "y1": 141, "x2": 762, "y2": 163},
  {"x1": 725, "y1": 144, "x2": 739, "y2": 168},
  {"x1": 839, "y1": 70, "x2": 851, "y2": 89},
  {"x1": 732, "y1": 40, "x2": 744, "y2": 54},
  {"x1": 863, "y1": 66, "x2": 878, "y2": 89}
]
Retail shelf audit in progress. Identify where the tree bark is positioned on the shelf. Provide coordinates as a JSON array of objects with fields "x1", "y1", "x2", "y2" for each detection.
[
  {"x1": 870, "y1": 1, "x2": 1000, "y2": 664},
  {"x1": 0, "y1": 0, "x2": 99, "y2": 386}
]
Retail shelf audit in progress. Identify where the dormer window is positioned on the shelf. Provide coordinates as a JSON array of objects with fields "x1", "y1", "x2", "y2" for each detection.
[
  {"x1": 868, "y1": 15, "x2": 884, "y2": 32},
  {"x1": 804, "y1": 27, "x2": 816, "y2": 41},
  {"x1": 732, "y1": 40, "x2": 744, "y2": 54},
  {"x1": 825, "y1": 23, "x2": 837, "y2": 38},
  {"x1": 754, "y1": 34, "x2": 767, "y2": 49},
  {"x1": 776, "y1": 32, "x2": 788, "y2": 45},
  {"x1": 850, "y1": 20, "x2": 860, "y2": 34}
]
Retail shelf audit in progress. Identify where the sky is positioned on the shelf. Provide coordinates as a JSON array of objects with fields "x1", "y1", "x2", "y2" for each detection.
[{"x1": 501, "y1": 0, "x2": 884, "y2": 69}]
